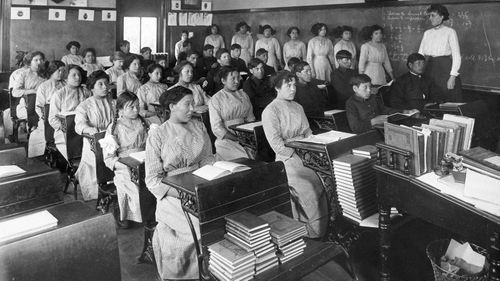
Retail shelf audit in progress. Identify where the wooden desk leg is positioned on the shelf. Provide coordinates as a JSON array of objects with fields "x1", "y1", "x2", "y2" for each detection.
[
  {"x1": 490, "y1": 232, "x2": 500, "y2": 281},
  {"x1": 379, "y1": 203, "x2": 391, "y2": 281}
]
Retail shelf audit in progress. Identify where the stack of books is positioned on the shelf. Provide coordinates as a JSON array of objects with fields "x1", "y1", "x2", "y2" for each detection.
[
  {"x1": 352, "y1": 145, "x2": 378, "y2": 162},
  {"x1": 208, "y1": 239, "x2": 256, "y2": 281},
  {"x1": 333, "y1": 154, "x2": 378, "y2": 223},
  {"x1": 224, "y1": 211, "x2": 278, "y2": 275},
  {"x1": 260, "y1": 211, "x2": 307, "y2": 264}
]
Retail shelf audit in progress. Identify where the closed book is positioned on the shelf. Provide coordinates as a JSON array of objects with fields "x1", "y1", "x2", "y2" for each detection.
[
  {"x1": 224, "y1": 233, "x2": 269, "y2": 250},
  {"x1": 384, "y1": 122, "x2": 421, "y2": 176},
  {"x1": 259, "y1": 211, "x2": 306, "y2": 239},
  {"x1": 459, "y1": 147, "x2": 500, "y2": 175},
  {"x1": 443, "y1": 114, "x2": 475, "y2": 151},
  {"x1": 332, "y1": 154, "x2": 372, "y2": 168},
  {"x1": 226, "y1": 224, "x2": 271, "y2": 242},
  {"x1": 429, "y1": 119, "x2": 461, "y2": 154},
  {"x1": 208, "y1": 239, "x2": 255, "y2": 265},
  {"x1": 225, "y1": 211, "x2": 269, "y2": 233},
  {"x1": 463, "y1": 169, "x2": 500, "y2": 207},
  {"x1": 209, "y1": 251, "x2": 256, "y2": 270},
  {"x1": 352, "y1": 145, "x2": 378, "y2": 157}
]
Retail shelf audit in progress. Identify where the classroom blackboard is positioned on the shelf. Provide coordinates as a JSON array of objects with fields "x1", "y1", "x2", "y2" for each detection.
[
  {"x1": 382, "y1": 3, "x2": 500, "y2": 92},
  {"x1": 10, "y1": 9, "x2": 116, "y2": 67}
]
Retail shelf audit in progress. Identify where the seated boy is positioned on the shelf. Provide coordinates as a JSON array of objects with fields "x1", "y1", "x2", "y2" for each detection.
[
  {"x1": 199, "y1": 44, "x2": 217, "y2": 77},
  {"x1": 185, "y1": 50, "x2": 205, "y2": 83},
  {"x1": 230, "y1": 44, "x2": 248, "y2": 73},
  {"x1": 346, "y1": 74, "x2": 418, "y2": 133},
  {"x1": 206, "y1": 48, "x2": 231, "y2": 95},
  {"x1": 255, "y1": 48, "x2": 276, "y2": 77},
  {"x1": 293, "y1": 61, "x2": 327, "y2": 119},
  {"x1": 242, "y1": 58, "x2": 275, "y2": 119},
  {"x1": 331, "y1": 50, "x2": 357, "y2": 109},
  {"x1": 390, "y1": 53, "x2": 443, "y2": 111}
]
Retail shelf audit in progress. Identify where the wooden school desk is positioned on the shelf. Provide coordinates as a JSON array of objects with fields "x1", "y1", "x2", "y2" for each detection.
[
  {"x1": 56, "y1": 112, "x2": 82, "y2": 198},
  {"x1": 0, "y1": 145, "x2": 63, "y2": 218},
  {"x1": 229, "y1": 122, "x2": 275, "y2": 162},
  {"x1": 285, "y1": 130, "x2": 382, "y2": 246},
  {"x1": 0, "y1": 201, "x2": 121, "y2": 281},
  {"x1": 308, "y1": 110, "x2": 350, "y2": 133},
  {"x1": 163, "y1": 159, "x2": 350, "y2": 281},
  {"x1": 375, "y1": 160, "x2": 500, "y2": 281}
]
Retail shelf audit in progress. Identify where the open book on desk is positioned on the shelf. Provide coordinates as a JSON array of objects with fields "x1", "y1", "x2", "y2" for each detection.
[
  {"x1": 373, "y1": 80, "x2": 394, "y2": 91},
  {"x1": 193, "y1": 161, "x2": 251, "y2": 181},
  {"x1": 298, "y1": 130, "x2": 356, "y2": 144},
  {"x1": 0, "y1": 165, "x2": 26, "y2": 178},
  {"x1": 323, "y1": 109, "x2": 345, "y2": 117},
  {"x1": 234, "y1": 121, "x2": 262, "y2": 131}
]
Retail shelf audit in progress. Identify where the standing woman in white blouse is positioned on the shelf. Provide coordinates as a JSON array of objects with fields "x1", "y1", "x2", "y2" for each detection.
[
  {"x1": 282, "y1": 27, "x2": 307, "y2": 71},
  {"x1": 255, "y1": 25, "x2": 282, "y2": 72},
  {"x1": 231, "y1": 22, "x2": 254, "y2": 65},
  {"x1": 419, "y1": 4, "x2": 462, "y2": 102},
  {"x1": 204, "y1": 24, "x2": 225, "y2": 56}
]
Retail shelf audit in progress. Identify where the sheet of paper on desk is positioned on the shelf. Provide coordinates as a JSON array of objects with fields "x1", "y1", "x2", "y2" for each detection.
[
  {"x1": 324, "y1": 109, "x2": 345, "y2": 116},
  {"x1": 0, "y1": 165, "x2": 26, "y2": 178},
  {"x1": 129, "y1": 151, "x2": 146, "y2": 163},
  {"x1": 236, "y1": 121, "x2": 262, "y2": 131},
  {"x1": 485, "y1": 156, "x2": 500, "y2": 166},
  {"x1": 300, "y1": 130, "x2": 355, "y2": 144},
  {"x1": 0, "y1": 210, "x2": 58, "y2": 244}
]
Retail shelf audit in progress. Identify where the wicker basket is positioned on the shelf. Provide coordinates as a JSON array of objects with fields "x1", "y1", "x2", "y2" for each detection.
[{"x1": 426, "y1": 239, "x2": 489, "y2": 281}]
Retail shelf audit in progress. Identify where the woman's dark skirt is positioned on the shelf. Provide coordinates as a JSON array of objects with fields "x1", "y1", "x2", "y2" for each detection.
[{"x1": 425, "y1": 56, "x2": 463, "y2": 102}]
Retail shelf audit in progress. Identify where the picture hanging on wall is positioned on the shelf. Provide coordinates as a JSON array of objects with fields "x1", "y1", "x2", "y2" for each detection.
[
  {"x1": 78, "y1": 9, "x2": 94, "y2": 21},
  {"x1": 201, "y1": 1, "x2": 211, "y2": 11},
  {"x1": 102, "y1": 10, "x2": 116, "y2": 21},
  {"x1": 11, "y1": 7, "x2": 30, "y2": 20},
  {"x1": 49, "y1": 9, "x2": 66, "y2": 21},
  {"x1": 172, "y1": 0, "x2": 181, "y2": 10},
  {"x1": 14, "y1": 0, "x2": 47, "y2": 5},
  {"x1": 181, "y1": 0, "x2": 202, "y2": 10},
  {"x1": 168, "y1": 12, "x2": 177, "y2": 26}
]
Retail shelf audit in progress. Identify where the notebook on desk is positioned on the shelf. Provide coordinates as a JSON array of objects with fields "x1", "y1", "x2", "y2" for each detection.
[{"x1": 299, "y1": 130, "x2": 356, "y2": 144}]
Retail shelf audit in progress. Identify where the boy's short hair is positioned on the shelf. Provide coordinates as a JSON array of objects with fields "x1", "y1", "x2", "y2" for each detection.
[
  {"x1": 292, "y1": 61, "x2": 309, "y2": 75},
  {"x1": 287, "y1": 57, "x2": 301, "y2": 70},
  {"x1": 215, "y1": 48, "x2": 230, "y2": 59},
  {"x1": 350, "y1": 74, "x2": 371, "y2": 87},
  {"x1": 336, "y1": 50, "x2": 352, "y2": 60},
  {"x1": 255, "y1": 48, "x2": 268, "y2": 57},
  {"x1": 203, "y1": 44, "x2": 214, "y2": 51},
  {"x1": 406, "y1": 53, "x2": 425, "y2": 67},
  {"x1": 248, "y1": 58, "x2": 264, "y2": 70},
  {"x1": 182, "y1": 40, "x2": 192, "y2": 48},
  {"x1": 230, "y1": 44, "x2": 242, "y2": 50},
  {"x1": 186, "y1": 50, "x2": 199, "y2": 57},
  {"x1": 140, "y1": 47, "x2": 152, "y2": 54}
]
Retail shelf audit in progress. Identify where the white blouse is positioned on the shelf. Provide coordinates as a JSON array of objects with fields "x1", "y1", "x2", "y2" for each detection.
[{"x1": 418, "y1": 25, "x2": 461, "y2": 76}]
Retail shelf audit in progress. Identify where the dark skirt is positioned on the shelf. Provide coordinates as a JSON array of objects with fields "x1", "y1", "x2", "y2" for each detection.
[{"x1": 425, "y1": 56, "x2": 463, "y2": 102}]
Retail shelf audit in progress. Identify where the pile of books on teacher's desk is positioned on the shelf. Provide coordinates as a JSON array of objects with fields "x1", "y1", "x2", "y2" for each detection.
[
  {"x1": 384, "y1": 114, "x2": 474, "y2": 176},
  {"x1": 459, "y1": 147, "x2": 500, "y2": 216}
]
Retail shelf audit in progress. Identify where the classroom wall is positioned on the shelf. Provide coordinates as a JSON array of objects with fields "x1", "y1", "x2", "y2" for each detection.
[
  {"x1": 10, "y1": 8, "x2": 116, "y2": 67},
  {"x1": 11, "y1": 0, "x2": 115, "y2": 8},
  {"x1": 211, "y1": 0, "x2": 363, "y2": 11}
]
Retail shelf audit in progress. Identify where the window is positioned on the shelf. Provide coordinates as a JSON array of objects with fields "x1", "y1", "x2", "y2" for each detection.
[{"x1": 123, "y1": 17, "x2": 157, "y2": 54}]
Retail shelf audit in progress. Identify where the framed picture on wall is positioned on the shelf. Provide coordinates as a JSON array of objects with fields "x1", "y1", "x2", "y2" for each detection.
[{"x1": 181, "y1": 0, "x2": 202, "y2": 10}]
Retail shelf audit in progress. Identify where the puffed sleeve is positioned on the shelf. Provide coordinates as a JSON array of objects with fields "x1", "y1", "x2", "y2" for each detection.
[
  {"x1": 116, "y1": 73, "x2": 126, "y2": 96},
  {"x1": 208, "y1": 94, "x2": 227, "y2": 139},
  {"x1": 48, "y1": 89, "x2": 63, "y2": 131},
  {"x1": 11, "y1": 70, "x2": 31, "y2": 98},
  {"x1": 449, "y1": 28, "x2": 461, "y2": 77},
  {"x1": 358, "y1": 43, "x2": 369, "y2": 74},
  {"x1": 35, "y1": 82, "x2": 47, "y2": 118},
  {"x1": 274, "y1": 38, "x2": 282, "y2": 62},
  {"x1": 103, "y1": 123, "x2": 120, "y2": 171},
  {"x1": 382, "y1": 45, "x2": 393, "y2": 74},
  {"x1": 307, "y1": 39, "x2": 315, "y2": 77},
  {"x1": 74, "y1": 100, "x2": 93, "y2": 135}
]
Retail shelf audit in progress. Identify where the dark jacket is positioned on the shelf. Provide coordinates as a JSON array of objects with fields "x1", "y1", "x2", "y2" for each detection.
[
  {"x1": 390, "y1": 72, "x2": 443, "y2": 111},
  {"x1": 331, "y1": 67, "x2": 356, "y2": 109},
  {"x1": 346, "y1": 94, "x2": 399, "y2": 133}
]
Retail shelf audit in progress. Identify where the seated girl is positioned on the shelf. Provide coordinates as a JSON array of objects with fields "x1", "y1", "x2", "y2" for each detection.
[
  {"x1": 137, "y1": 64, "x2": 169, "y2": 124},
  {"x1": 262, "y1": 71, "x2": 328, "y2": 238},
  {"x1": 170, "y1": 61, "x2": 210, "y2": 113},
  {"x1": 35, "y1": 61, "x2": 65, "y2": 120},
  {"x1": 105, "y1": 51, "x2": 125, "y2": 85},
  {"x1": 74, "y1": 70, "x2": 114, "y2": 200},
  {"x1": 104, "y1": 91, "x2": 150, "y2": 228},
  {"x1": 146, "y1": 86, "x2": 214, "y2": 280},
  {"x1": 117, "y1": 54, "x2": 142, "y2": 95},
  {"x1": 48, "y1": 65, "x2": 91, "y2": 160},
  {"x1": 81, "y1": 48, "x2": 104, "y2": 77},
  {"x1": 208, "y1": 66, "x2": 255, "y2": 160}
]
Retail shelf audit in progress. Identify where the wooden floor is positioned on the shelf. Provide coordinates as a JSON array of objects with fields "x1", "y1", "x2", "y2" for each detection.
[{"x1": 69, "y1": 187, "x2": 444, "y2": 281}]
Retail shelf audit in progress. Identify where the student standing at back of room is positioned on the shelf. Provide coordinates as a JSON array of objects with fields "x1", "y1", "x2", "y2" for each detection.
[{"x1": 418, "y1": 4, "x2": 462, "y2": 102}]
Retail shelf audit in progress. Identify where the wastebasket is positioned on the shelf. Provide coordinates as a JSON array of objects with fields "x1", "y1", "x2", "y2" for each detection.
[{"x1": 426, "y1": 239, "x2": 489, "y2": 281}]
